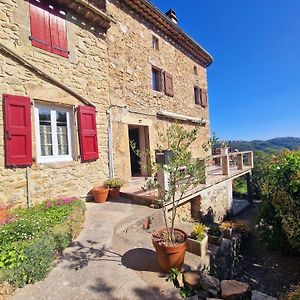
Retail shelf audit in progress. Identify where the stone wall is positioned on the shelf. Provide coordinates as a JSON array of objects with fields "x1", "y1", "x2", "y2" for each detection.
[
  {"x1": 0, "y1": 0, "x2": 110, "y2": 207},
  {"x1": 106, "y1": 0, "x2": 211, "y2": 179},
  {"x1": 175, "y1": 181, "x2": 232, "y2": 224},
  {"x1": 199, "y1": 181, "x2": 232, "y2": 223}
]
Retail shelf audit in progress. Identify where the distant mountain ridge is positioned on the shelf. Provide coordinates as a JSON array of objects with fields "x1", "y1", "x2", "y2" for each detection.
[{"x1": 228, "y1": 137, "x2": 300, "y2": 152}]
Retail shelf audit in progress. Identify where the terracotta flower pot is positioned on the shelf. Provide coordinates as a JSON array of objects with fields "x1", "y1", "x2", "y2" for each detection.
[
  {"x1": 152, "y1": 228, "x2": 187, "y2": 273},
  {"x1": 108, "y1": 187, "x2": 120, "y2": 198},
  {"x1": 92, "y1": 187, "x2": 109, "y2": 203},
  {"x1": 0, "y1": 208, "x2": 7, "y2": 224}
]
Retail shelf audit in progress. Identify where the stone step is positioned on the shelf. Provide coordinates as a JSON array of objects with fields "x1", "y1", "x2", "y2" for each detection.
[{"x1": 114, "y1": 204, "x2": 164, "y2": 234}]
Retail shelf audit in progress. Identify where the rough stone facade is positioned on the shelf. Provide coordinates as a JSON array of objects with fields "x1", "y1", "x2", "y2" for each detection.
[
  {"x1": 106, "y1": 0, "x2": 211, "y2": 179},
  {"x1": 0, "y1": 0, "x2": 110, "y2": 207},
  {"x1": 0, "y1": 0, "x2": 215, "y2": 209}
]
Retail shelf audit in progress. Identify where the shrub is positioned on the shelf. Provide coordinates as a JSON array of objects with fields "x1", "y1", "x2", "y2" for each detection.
[
  {"x1": 286, "y1": 284, "x2": 300, "y2": 300},
  {"x1": 0, "y1": 198, "x2": 85, "y2": 287},
  {"x1": 258, "y1": 151, "x2": 300, "y2": 252}
]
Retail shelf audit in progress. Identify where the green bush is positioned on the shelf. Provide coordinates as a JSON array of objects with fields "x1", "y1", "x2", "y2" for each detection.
[
  {"x1": 258, "y1": 151, "x2": 300, "y2": 252},
  {"x1": 0, "y1": 198, "x2": 85, "y2": 287}
]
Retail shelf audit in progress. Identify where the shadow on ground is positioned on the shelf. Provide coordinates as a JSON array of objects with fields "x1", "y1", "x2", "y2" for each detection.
[
  {"x1": 89, "y1": 277, "x2": 179, "y2": 300},
  {"x1": 121, "y1": 248, "x2": 162, "y2": 273},
  {"x1": 58, "y1": 240, "x2": 122, "y2": 270}
]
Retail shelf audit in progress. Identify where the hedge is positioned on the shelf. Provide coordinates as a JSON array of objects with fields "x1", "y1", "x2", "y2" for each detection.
[{"x1": 0, "y1": 198, "x2": 85, "y2": 287}]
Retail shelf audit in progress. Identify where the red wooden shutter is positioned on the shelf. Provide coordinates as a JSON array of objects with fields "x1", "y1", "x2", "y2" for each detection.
[
  {"x1": 77, "y1": 106, "x2": 99, "y2": 162},
  {"x1": 29, "y1": 0, "x2": 51, "y2": 52},
  {"x1": 164, "y1": 72, "x2": 174, "y2": 97},
  {"x1": 49, "y1": 8, "x2": 69, "y2": 58},
  {"x1": 200, "y1": 89, "x2": 208, "y2": 107},
  {"x1": 3, "y1": 95, "x2": 32, "y2": 167}
]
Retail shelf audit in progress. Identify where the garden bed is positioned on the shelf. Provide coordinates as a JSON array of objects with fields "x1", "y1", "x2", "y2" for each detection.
[{"x1": 0, "y1": 198, "x2": 85, "y2": 290}]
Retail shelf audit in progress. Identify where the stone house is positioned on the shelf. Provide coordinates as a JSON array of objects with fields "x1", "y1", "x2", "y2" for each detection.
[
  {"x1": 0, "y1": 0, "x2": 113, "y2": 207},
  {"x1": 0, "y1": 0, "x2": 252, "y2": 221}
]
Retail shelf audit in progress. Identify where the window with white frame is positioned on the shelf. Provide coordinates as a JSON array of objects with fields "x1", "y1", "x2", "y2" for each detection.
[{"x1": 34, "y1": 104, "x2": 73, "y2": 163}]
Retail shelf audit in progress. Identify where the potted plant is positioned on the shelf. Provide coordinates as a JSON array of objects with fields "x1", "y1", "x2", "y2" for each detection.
[
  {"x1": 92, "y1": 186, "x2": 109, "y2": 203},
  {"x1": 104, "y1": 178, "x2": 125, "y2": 198},
  {"x1": 0, "y1": 204, "x2": 7, "y2": 224},
  {"x1": 220, "y1": 221, "x2": 234, "y2": 239},
  {"x1": 187, "y1": 223, "x2": 208, "y2": 257},
  {"x1": 207, "y1": 225, "x2": 223, "y2": 245},
  {"x1": 220, "y1": 140, "x2": 229, "y2": 155},
  {"x1": 133, "y1": 124, "x2": 208, "y2": 273}
]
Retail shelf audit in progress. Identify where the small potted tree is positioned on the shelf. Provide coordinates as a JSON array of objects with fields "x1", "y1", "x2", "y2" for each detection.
[
  {"x1": 133, "y1": 124, "x2": 207, "y2": 272},
  {"x1": 104, "y1": 178, "x2": 125, "y2": 198},
  {"x1": 187, "y1": 223, "x2": 208, "y2": 257},
  {"x1": 207, "y1": 225, "x2": 223, "y2": 245}
]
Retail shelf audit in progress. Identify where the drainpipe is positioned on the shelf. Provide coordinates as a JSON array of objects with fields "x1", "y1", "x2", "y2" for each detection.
[{"x1": 107, "y1": 107, "x2": 115, "y2": 178}]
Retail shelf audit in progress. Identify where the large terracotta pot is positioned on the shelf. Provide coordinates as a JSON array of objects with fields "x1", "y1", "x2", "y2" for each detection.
[
  {"x1": 108, "y1": 187, "x2": 120, "y2": 198},
  {"x1": 152, "y1": 228, "x2": 187, "y2": 273},
  {"x1": 92, "y1": 187, "x2": 109, "y2": 203},
  {"x1": 0, "y1": 208, "x2": 7, "y2": 224}
]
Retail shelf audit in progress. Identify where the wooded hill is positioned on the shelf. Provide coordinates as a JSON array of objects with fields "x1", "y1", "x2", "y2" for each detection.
[{"x1": 228, "y1": 137, "x2": 300, "y2": 152}]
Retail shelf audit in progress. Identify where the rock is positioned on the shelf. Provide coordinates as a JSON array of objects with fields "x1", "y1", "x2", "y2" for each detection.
[
  {"x1": 186, "y1": 295, "x2": 198, "y2": 300},
  {"x1": 199, "y1": 274, "x2": 220, "y2": 293},
  {"x1": 183, "y1": 271, "x2": 201, "y2": 288},
  {"x1": 197, "y1": 290, "x2": 208, "y2": 299},
  {"x1": 221, "y1": 280, "x2": 251, "y2": 300},
  {"x1": 252, "y1": 290, "x2": 277, "y2": 300}
]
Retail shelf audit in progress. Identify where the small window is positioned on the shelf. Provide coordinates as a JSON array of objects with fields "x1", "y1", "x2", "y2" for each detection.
[
  {"x1": 152, "y1": 36, "x2": 159, "y2": 50},
  {"x1": 194, "y1": 87, "x2": 200, "y2": 105},
  {"x1": 34, "y1": 104, "x2": 73, "y2": 163},
  {"x1": 194, "y1": 66, "x2": 198, "y2": 75},
  {"x1": 152, "y1": 67, "x2": 162, "y2": 91}
]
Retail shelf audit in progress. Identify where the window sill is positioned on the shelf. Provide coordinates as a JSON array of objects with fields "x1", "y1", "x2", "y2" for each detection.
[{"x1": 32, "y1": 159, "x2": 79, "y2": 170}]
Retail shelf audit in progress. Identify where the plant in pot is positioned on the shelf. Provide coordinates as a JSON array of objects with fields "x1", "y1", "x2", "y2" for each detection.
[
  {"x1": 0, "y1": 202, "x2": 7, "y2": 224},
  {"x1": 104, "y1": 178, "x2": 125, "y2": 198},
  {"x1": 132, "y1": 124, "x2": 207, "y2": 273},
  {"x1": 92, "y1": 185, "x2": 109, "y2": 203},
  {"x1": 220, "y1": 221, "x2": 234, "y2": 239},
  {"x1": 187, "y1": 223, "x2": 208, "y2": 257},
  {"x1": 207, "y1": 225, "x2": 223, "y2": 245}
]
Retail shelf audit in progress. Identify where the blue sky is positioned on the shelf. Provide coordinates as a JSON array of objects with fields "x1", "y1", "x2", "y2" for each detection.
[{"x1": 151, "y1": 0, "x2": 300, "y2": 141}]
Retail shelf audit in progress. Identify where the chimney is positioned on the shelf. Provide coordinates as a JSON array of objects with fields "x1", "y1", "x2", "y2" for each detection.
[{"x1": 165, "y1": 9, "x2": 178, "y2": 25}]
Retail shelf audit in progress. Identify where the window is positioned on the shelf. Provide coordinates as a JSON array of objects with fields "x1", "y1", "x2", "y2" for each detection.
[
  {"x1": 29, "y1": 0, "x2": 69, "y2": 58},
  {"x1": 34, "y1": 105, "x2": 73, "y2": 163},
  {"x1": 194, "y1": 66, "x2": 198, "y2": 75},
  {"x1": 152, "y1": 36, "x2": 159, "y2": 50},
  {"x1": 152, "y1": 67, "x2": 162, "y2": 91},
  {"x1": 194, "y1": 87, "x2": 200, "y2": 105}
]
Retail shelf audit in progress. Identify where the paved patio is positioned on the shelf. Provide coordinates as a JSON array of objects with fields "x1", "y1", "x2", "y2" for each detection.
[{"x1": 11, "y1": 199, "x2": 182, "y2": 300}]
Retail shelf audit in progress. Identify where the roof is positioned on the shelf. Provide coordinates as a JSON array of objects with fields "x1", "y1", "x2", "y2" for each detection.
[{"x1": 121, "y1": 0, "x2": 213, "y2": 67}]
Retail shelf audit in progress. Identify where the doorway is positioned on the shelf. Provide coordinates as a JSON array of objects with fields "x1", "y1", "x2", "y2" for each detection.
[{"x1": 128, "y1": 125, "x2": 150, "y2": 177}]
